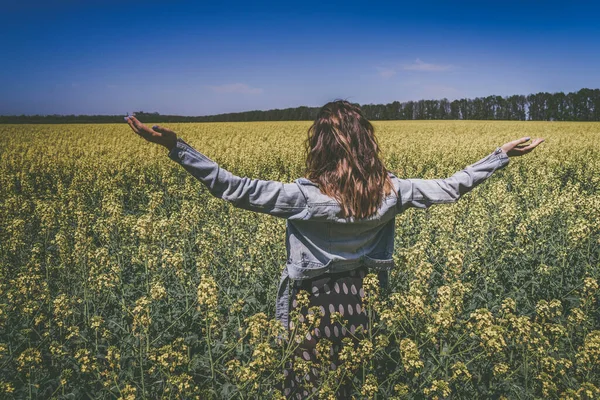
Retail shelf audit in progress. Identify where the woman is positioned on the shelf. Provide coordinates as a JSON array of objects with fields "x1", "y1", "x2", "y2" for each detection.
[{"x1": 125, "y1": 101, "x2": 544, "y2": 398}]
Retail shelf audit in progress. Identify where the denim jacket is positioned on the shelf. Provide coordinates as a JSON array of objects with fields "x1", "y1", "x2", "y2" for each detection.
[{"x1": 167, "y1": 137, "x2": 510, "y2": 330}]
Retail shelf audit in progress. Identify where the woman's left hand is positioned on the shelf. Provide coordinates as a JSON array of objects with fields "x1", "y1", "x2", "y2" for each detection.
[
  {"x1": 500, "y1": 136, "x2": 545, "y2": 157},
  {"x1": 125, "y1": 116, "x2": 178, "y2": 151}
]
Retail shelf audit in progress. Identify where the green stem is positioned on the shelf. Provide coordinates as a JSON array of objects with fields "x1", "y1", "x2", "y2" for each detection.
[
  {"x1": 139, "y1": 332, "x2": 146, "y2": 398},
  {"x1": 207, "y1": 317, "x2": 216, "y2": 387}
]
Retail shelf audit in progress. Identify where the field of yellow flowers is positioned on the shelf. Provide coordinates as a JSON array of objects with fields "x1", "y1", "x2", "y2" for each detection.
[{"x1": 0, "y1": 121, "x2": 598, "y2": 399}]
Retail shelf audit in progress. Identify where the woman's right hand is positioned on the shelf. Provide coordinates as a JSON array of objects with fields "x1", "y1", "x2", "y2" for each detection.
[{"x1": 500, "y1": 136, "x2": 545, "y2": 157}]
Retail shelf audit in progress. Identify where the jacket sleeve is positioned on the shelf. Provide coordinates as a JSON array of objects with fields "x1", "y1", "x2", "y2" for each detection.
[
  {"x1": 396, "y1": 147, "x2": 510, "y2": 212},
  {"x1": 167, "y1": 137, "x2": 308, "y2": 218}
]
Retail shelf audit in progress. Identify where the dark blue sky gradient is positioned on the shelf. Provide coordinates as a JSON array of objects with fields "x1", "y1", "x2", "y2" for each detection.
[{"x1": 2, "y1": 0, "x2": 599, "y2": 115}]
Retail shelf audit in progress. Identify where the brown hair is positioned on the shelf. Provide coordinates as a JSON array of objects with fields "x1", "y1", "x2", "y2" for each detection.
[{"x1": 304, "y1": 99, "x2": 397, "y2": 219}]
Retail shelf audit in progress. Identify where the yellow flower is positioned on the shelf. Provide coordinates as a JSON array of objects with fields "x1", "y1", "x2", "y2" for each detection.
[
  {"x1": 17, "y1": 348, "x2": 42, "y2": 372},
  {"x1": 394, "y1": 383, "x2": 409, "y2": 398},
  {"x1": 467, "y1": 308, "x2": 507, "y2": 355},
  {"x1": 493, "y1": 363, "x2": 509, "y2": 376},
  {"x1": 75, "y1": 348, "x2": 93, "y2": 373},
  {"x1": 131, "y1": 296, "x2": 152, "y2": 334},
  {"x1": 576, "y1": 330, "x2": 600, "y2": 367},
  {"x1": 423, "y1": 379, "x2": 451, "y2": 400},
  {"x1": 294, "y1": 289, "x2": 310, "y2": 309},
  {"x1": 535, "y1": 299, "x2": 562, "y2": 321},
  {"x1": 150, "y1": 281, "x2": 167, "y2": 301},
  {"x1": 118, "y1": 384, "x2": 137, "y2": 400},
  {"x1": 451, "y1": 361, "x2": 472, "y2": 381},
  {"x1": 501, "y1": 297, "x2": 516, "y2": 314},
  {"x1": 568, "y1": 307, "x2": 587, "y2": 325},
  {"x1": 107, "y1": 346, "x2": 121, "y2": 370},
  {"x1": 583, "y1": 277, "x2": 598, "y2": 297},
  {"x1": 197, "y1": 274, "x2": 218, "y2": 308},
  {"x1": 0, "y1": 382, "x2": 15, "y2": 394},
  {"x1": 148, "y1": 338, "x2": 189, "y2": 373},
  {"x1": 399, "y1": 338, "x2": 423, "y2": 374},
  {"x1": 90, "y1": 315, "x2": 104, "y2": 330},
  {"x1": 360, "y1": 374, "x2": 378, "y2": 399},
  {"x1": 363, "y1": 273, "x2": 380, "y2": 301}
]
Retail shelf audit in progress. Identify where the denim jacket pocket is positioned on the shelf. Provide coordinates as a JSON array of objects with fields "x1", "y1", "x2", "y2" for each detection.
[
  {"x1": 363, "y1": 254, "x2": 395, "y2": 270},
  {"x1": 288, "y1": 259, "x2": 334, "y2": 281}
]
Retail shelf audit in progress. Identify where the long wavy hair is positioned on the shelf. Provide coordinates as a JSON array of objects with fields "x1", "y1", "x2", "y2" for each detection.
[{"x1": 304, "y1": 99, "x2": 397, "y2": 219}]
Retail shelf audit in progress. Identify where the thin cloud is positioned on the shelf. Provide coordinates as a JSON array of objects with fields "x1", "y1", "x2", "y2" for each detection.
[
  {"x1": 208, "y1": 83, "x2": 264, "y2": 94},
  {"x1": 376, "y1": 59, "x2": 454, "y2": 79},
  {"x1": 403, "y1": 58, "x2": 453, "y2": 72},
  {"x1": 376, "y1": 67, "x2": 397, "y2": 79}
]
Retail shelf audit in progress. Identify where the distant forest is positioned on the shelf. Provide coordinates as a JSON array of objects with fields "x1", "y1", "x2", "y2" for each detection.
[{"x1": 2, "y1": 88, "x2": 599, "y2": 123}]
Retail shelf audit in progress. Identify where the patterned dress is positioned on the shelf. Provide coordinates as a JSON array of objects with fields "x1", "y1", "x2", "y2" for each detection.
[{"x1": 280, "y1": 265, "x2": 370, "y2": 399}]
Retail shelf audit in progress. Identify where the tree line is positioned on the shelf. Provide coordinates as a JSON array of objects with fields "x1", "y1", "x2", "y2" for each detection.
[{"x1": 2, "y1": 88, "x2": 599, "y2": 123}]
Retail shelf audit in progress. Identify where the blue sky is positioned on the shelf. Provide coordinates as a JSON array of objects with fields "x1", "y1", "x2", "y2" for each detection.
[{"x1": 2, "y1": 0, "x2": 599, "y2": 116}]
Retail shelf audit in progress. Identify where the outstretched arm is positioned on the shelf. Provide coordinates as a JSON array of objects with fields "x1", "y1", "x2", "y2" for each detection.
[
  {"x1": 125, "y1": 116, "x2": 308, "y2": 218},
  {"x1": 395, "y1": 137, "x2": 544, "y2": 212}
]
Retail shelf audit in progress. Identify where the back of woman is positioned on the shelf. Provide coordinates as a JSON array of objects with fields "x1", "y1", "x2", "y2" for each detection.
[
  {"x1": 125, "y1": 100, "x2": 543, "y2": 399},
  {"x1": 280, "y1": 101, "x2": 399, "y2": 397}
]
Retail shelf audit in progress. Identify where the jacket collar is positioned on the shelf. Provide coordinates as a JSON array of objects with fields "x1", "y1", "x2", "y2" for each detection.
[{"x1": 295, "y1": 177, "x2": 319, "y2": 186}]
